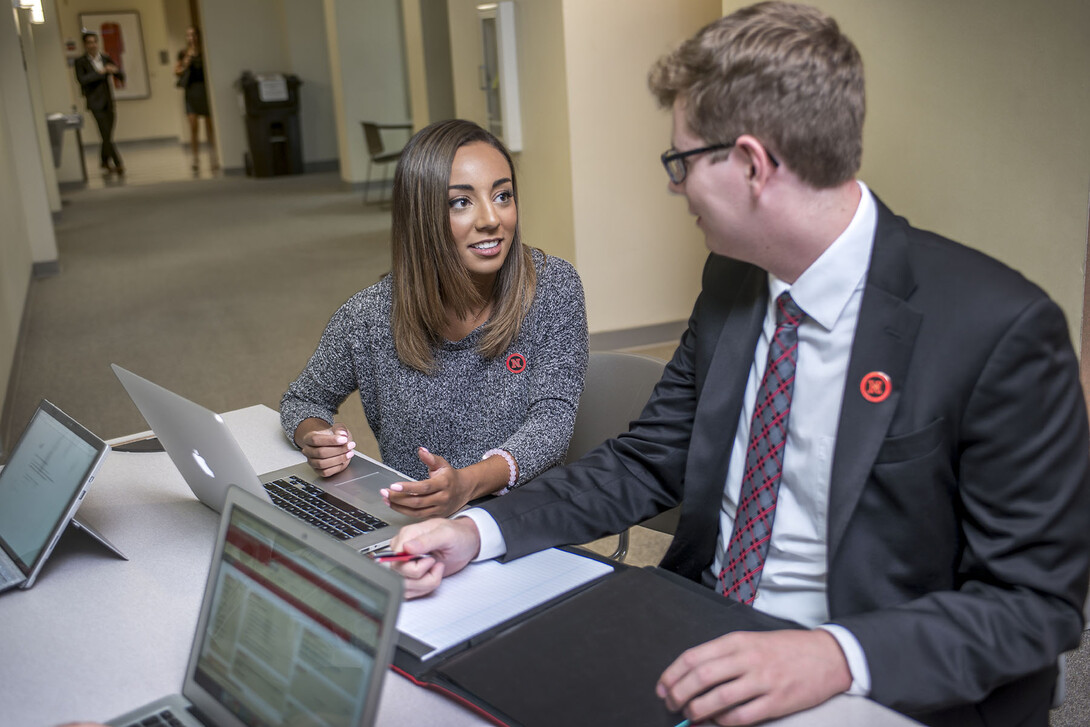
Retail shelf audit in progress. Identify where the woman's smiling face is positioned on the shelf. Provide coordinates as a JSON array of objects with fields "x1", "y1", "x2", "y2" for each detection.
[{"x1": 447, "y1": 141, "x2": 517, "y2": 286}]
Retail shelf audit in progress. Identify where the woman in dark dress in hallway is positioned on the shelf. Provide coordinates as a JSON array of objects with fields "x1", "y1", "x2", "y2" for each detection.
[{"x1": 174, "y1": 26, "x2": 218, "y2": 172}]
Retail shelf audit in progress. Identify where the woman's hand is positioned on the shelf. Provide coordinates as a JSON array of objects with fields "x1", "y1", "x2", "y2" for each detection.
[
  {"x1": 381, "y1": 447, "x2": 478, "y2": 519},
  {"x1": 295, "y1": 419, "x2": 356, "y2": 477}
]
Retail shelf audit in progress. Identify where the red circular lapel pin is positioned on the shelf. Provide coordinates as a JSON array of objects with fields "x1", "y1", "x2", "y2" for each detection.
[
  {"x1": 860, "y1": 371, "x2": 892, "y2": 403},
  {"x1": 506, "y1": 353, "x2": 527, "y2": 374}
]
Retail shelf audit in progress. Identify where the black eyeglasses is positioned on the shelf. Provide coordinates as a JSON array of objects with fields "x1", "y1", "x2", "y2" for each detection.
[{"x1": 660, "y1": 140, "x2": 780, "y2": 185}]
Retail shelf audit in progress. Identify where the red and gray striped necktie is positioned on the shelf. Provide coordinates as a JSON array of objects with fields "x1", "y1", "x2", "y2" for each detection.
[{"x1": 719, "y1": 291, "x2": 805, "y2": 604}]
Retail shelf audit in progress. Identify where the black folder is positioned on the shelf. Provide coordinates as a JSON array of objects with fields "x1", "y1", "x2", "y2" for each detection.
[{"x1": 394, "y1": 563, "x2": 801, "y2": 727}]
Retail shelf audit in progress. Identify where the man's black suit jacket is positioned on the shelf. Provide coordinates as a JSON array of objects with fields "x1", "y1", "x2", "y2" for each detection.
[
  {"x1": 74, "y1": 54, "x2": 124, "y2": 112},
  {"x1": 481, "y1": 196, "x2": 1090, "y2": 726}
]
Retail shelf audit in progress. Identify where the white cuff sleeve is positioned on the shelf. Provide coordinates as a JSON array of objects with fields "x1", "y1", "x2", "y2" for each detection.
[
  {"x1": 455, "y1": 508, "x2": 507, "y2": 561},
  {"x1": 817, "y1": 624, "x2": 871, "y2": 696}
]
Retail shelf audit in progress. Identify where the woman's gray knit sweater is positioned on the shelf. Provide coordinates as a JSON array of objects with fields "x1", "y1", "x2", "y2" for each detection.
[{"x1": 280, "y1": 249, "x2": 588, "y2": 486}]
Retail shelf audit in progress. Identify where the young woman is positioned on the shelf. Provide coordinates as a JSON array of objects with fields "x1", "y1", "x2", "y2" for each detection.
[
  {"x1": 174, "y1": 26, "x2": 217, "y2": 172},
  {"x1": 281, "y1": 119, "x2": 588, "y2": 519}
]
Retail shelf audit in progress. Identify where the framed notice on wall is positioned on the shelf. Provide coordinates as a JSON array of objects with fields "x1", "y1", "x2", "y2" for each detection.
[{"x1": 79, "y1": 11, "x2": 150, "y2": 100}]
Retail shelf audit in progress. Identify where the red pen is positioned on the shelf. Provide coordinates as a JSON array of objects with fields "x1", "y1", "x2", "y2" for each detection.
[{"x1": 370, "y1": 549, "x2": 427, "y2": 563}]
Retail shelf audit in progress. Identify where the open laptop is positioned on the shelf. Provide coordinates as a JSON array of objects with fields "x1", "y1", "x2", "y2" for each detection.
[
  {"x1": 112, "y1": 364, "x2": 417, "y2": 554},
  {"x1": 0, "y1": 400, "x2": 113, "y2": 594},
  {"x1": 108, "y1": 486, "x2": 403, "y2": 727}
]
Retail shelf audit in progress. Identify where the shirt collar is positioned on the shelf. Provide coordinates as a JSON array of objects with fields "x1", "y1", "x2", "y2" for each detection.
[{"x1": 769, "y1": 180, "x2": 877, "y2": 331}]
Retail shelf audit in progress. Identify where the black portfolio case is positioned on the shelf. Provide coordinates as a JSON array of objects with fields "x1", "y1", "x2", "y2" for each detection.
[{"x1": 394, "y1": 563, "x2": 800, "y2": 727}]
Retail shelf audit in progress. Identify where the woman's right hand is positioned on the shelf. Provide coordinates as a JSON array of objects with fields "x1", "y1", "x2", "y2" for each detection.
[{"x1": 295, "y1": 419, "x2": 356, "y2": 477}]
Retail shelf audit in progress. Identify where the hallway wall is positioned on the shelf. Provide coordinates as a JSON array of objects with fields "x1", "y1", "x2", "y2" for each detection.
[
  {"x1": 0, "y1": 6, "x2": 58, "y2": 441},
  {"x1": 321, "y1": 0, "x2": 412, "y2": 182},
  {"x1": 562, "y1": 0, "x2": 721, "y2": 333}
]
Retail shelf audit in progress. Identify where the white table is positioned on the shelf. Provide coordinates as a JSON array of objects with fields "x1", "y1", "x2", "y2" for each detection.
[{"x1": 0, "y1": 405, "x2": 919, "y2": 727}]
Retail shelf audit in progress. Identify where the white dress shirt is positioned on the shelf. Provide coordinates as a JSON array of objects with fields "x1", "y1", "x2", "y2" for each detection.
[{"x1": 463, "y1": 181, "x2": 879, "y2": 693}]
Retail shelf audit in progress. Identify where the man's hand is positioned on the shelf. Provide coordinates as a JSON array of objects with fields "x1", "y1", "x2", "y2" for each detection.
[
  {"x1": 387, "y1": 517, "x2": 482, "y2": 598},
  {"x1": 295, "y1": 420, "x2": 356, "y2": 477},
  {"x1": 656, "y1": 629, "x2": 852, "y2": 726},
  {"x1": 381, "y1": 447, "x2": 476, "y2": 519},
  {"x1": 104, "y1": 63, "x2": 119, "y2": 74}
]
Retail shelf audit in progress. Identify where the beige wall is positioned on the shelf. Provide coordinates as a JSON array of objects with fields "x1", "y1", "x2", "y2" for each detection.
[
  {"x1": 419, "y1": 0, "x2": 455, "y2": 122},
  {"x1": 21, "y1": 8, "x2": 62, "y2": 215},
  {"x1": 1, "y1": 7, "x2": 53, "y2": 423},
  {"x1": 403, "y1": 0, "x2": 455, "y2": 129},
  {"x1": 282, "y1": 0, "x2": 339, "y2": 164},
  {"x1": 507, "y1": 0, "x2": 576, "y2": 265},
  {"x1": 323, "y1": 0, "x2": 412, "y2": 183},
  {"x1": 402, "y1": 0, "x2": 431, "y2": 129},
  {"x1": 34, "y1": 0, "x2": 87, "y2": 184},
  {"x1": 723, "y1": 0, "x2": 1090, "y2": 347},
  {"x1": 446, "y1": 0, "x2": 488, "y2": 127},
  {"x1": 58, "y1": 0, "x2": 184, "y2": 143},
  {"x1": 563, "y1": 0, "x2": 720, "y2": 332}
]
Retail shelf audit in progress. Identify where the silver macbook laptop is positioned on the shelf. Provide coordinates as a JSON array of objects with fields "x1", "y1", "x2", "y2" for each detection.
[
  {"x1": 112, "y1": 364, "x2": 417, "y2": 554},
  {"x1": 0, "y1": 400, "x2": 111, "y2": 593},
  {"x1": 108, "y1": 486, "x2": 403, "y2": 727}
]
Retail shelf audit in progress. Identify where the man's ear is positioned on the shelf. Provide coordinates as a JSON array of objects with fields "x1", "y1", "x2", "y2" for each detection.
[{"x1": 734, "y1": 134, "x2": 777, "y2": 192}]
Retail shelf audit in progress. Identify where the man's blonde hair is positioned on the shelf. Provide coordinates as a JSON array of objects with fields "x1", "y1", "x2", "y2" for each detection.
[{"x1": 649, "y1": 1, "x2": 864, "y2": 188}]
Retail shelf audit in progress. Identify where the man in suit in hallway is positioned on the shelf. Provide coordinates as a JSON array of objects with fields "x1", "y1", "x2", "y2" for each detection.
[
  {"x1": 74, "y1": 31, "x2": 124, "y2": 175},
  {"x1": 385, "y1": 3, "x2": 1090, "y2": 725}
]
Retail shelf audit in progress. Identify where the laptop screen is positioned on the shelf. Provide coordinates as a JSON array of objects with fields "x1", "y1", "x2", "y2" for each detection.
[
  {"x1": 0, "y1": 404, "x2": 101, "y2": 574},
  {"x1": 192, "y1": 506, "x2": 394, "y2": 726}
]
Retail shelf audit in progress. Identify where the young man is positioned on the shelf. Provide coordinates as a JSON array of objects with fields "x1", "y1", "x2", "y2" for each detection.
[
  {"x1": 389, "y1": 3, "x2": 1090, "y2": 726},
  {"x1": 74, "y1": 31, "x2": 124, "y2": 175}
]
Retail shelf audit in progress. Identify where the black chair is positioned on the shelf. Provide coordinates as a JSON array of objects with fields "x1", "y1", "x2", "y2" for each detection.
[
  {"x1": 361, "y1": 122, "x2": 412, "y2": 204},
  {"x1": 566, "y1": 351, "x2": 677, "y2": 561}
]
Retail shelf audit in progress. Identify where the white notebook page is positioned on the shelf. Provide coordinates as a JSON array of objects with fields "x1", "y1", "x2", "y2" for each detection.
[{"x1": 396, "y1": 548, "x2": 613, "y2": 660}]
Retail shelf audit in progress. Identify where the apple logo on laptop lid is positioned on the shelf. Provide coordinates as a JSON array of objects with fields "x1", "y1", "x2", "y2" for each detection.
[{"x1": 192, "y1": 449, "x2": 215, "y2": 479}]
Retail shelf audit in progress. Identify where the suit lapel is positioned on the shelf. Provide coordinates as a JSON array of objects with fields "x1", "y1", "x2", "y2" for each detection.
[
  {"x1": 827, "y1": 200, "x2": 921, "y2": 559},
  {"x1": 674, "y1": 263, "x2": 767, "y2": 577}
]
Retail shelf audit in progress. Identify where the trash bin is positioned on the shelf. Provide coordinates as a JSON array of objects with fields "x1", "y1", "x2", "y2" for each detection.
[
  {"x1": 45, "y1": 112, "x2": 83, "y2": 168},
  {"x1": 237, "y1": 71, "x2": 304, "y2": 177}
]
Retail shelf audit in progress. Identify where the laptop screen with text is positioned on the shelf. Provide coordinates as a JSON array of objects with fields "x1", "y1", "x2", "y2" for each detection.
[
  {"x1": 192, "y1": 505, "x2": 394, "y2": 726},
  {"x1": 0, "y1": 404, "x2": 101, "y2": 574}
]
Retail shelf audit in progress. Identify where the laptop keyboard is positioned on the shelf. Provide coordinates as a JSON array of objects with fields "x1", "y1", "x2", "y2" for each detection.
[
  {"x1": 124, "y1": 709, "x2": 183, "y2": 727},
  {"x1": 263, "y1": 475, "x2": 389, "y2": 541}
]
